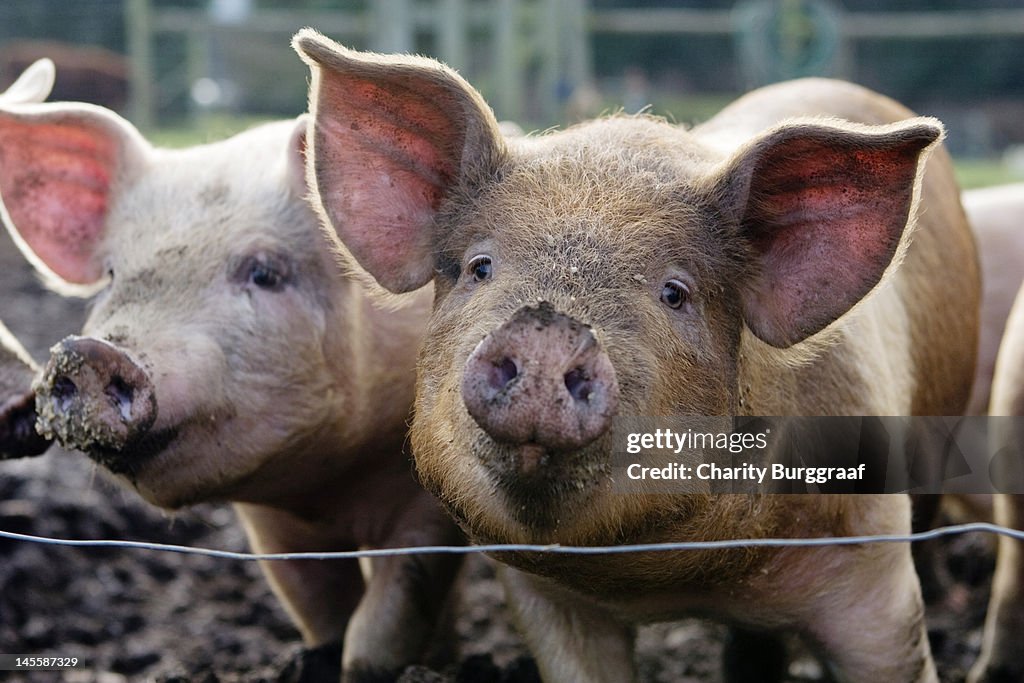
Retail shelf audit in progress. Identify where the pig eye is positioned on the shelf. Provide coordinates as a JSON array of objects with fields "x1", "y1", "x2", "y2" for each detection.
[
  {"x1": 233, "y1": 253, "x2": 290, "y2": 292},
  {"x1": 660, "y1": 280, "x2": 690, "y2": 310},
  {"x1": 250, "y1": 262, "x2": 283, "y2": 289},
  {"x1": 467, "y1": 255, "x2": 493, "y2": 282}
]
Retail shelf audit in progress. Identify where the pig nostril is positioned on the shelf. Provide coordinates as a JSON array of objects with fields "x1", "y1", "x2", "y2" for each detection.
[
  {"x1": 489, "y1": 357, "x2": 519, "y2": 391},
  {"x1": 105, "y1": 376, "x2": 135, "y2": 422},
  {"x1": 564, "y1": 367, "x2": 592, "y2": 402},
  {"x1": 52, "y1": 376, "x2": 78, "y2": 412}
]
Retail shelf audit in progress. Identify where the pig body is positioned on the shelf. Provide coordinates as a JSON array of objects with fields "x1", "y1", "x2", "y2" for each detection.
[
  {"x1": 297, "y1": 33, "x2": 979, "y2": 683},
  {"x1": 971, "y1": 199, "x2": 1024, "y2": 682},
  {"x1": 0, "y1": 101, "x2": 459, "y2": 681},
  {"x1": 964, "y1": 183, "x2": 1024, "y2": 415}
]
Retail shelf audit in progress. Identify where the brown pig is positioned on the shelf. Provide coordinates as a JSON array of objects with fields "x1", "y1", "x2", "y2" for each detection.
[
  {"x1": 295, "y1": 31, "x2": 980, "y2": 683},
  {"x1": 0, "y1": 97, "x2": 460, "y2": 680},
  {"x1": 964, "y1": 183, "x2": 1024, "y2": 416},
  {"x1": 913, "y1": 184, "x2": 1024, "y2": 603},
  {"x1": 971, "y1": 248, "x2": 1024, "y2": 679}
]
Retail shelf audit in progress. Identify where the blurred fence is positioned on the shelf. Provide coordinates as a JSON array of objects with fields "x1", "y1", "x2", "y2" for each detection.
[
  {"x1": 123, "y1": 0, "x2": 590, "y2": 130},
  {"x1": 2, "y1": 1, "x2": 1024, "y2": 155}
]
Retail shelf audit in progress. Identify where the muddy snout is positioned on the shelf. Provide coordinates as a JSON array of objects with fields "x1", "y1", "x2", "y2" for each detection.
[
  {"x1": 35, "y1": 336, "x2": 157, "y2": 454},
  {"x1": 461, "y1": 302, "x2": 619, "y2": 452}
]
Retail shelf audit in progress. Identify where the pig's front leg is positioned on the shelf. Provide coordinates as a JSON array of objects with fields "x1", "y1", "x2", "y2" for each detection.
[
  {"x1": 801, "y1": 543, "x2": 937, "y2": 683},
  {"x1": 340, "y1": 498, "x2": 463, "y2": 682},
  {"x1": 970, "y1": 285, "x2": 1024, "y2": 683},
  {"x1": 969, "y1": 494, "x2": 1024, "y2": 683},
  {"x1": 234, "y1": 503, "x2": 364, "y2": 646},
  {"x1": 499, "y1": 565, "x2": 637, "y2": 683}
]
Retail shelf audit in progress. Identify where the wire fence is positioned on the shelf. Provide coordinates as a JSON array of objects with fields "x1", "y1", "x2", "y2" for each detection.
[{"x1": 0, "y1": 521, "x2": 1020, "y2": 562}]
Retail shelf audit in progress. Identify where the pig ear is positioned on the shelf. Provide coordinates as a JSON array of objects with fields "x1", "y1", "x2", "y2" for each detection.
[
  {"x1": 0, "y1": 103, "x2": 147, "y2": 290},
  {"x1": 293, "y1": 29, "x2": 505, "y2": 293},
  {"x1": 284, "y1": 114, "x2": 311, "y2": 198},
  {"x1": 0, "y1": 58, "x2": 56, "y2": 105},
  {"x1": 717, "y1": 118, "x2": 943, "y2": 348}
]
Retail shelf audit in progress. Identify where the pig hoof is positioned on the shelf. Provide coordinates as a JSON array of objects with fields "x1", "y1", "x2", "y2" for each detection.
[
  {"x1": 968, "y1": 662, "x2": 1024, "y2": 683},
  {"x1": 341, "y1": 663, "x2": 402, "y2": 683},
  {"x1": 278, "y1": 642, "x2": 342, "y2": 683},
  {"x1": 722, "y1": 629, "x2": 787, "y2": 683}
]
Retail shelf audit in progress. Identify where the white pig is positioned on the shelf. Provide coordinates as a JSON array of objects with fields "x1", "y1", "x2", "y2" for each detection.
[{"x1": 0, "y1": 97, "x2": 460, "y2": 682}]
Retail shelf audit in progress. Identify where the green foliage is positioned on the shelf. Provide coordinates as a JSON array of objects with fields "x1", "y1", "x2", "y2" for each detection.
[
  {"x1": 954, "y1": 160, "x2": 1023, "y2": 189},
  {"x1": 149, "y1": 113, "x2": 277, "y2": 147}
]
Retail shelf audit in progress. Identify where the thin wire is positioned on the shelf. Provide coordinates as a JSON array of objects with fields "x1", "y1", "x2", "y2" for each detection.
[{"x1": 0, "y1": 522, "x2": 1019, "y2": 562}]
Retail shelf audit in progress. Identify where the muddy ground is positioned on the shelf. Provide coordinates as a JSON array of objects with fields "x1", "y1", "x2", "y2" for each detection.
[{"x1": 0, "y1": 228, "x2": 1001, "y2": 682}]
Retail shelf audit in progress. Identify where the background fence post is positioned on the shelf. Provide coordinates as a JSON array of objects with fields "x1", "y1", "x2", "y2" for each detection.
[
  {"x1": 372, "y1": 0, "x2": 414, "y2": 54},
  {"x1": 125, "y1": 0, "x2": 155, "y2": 131},
  {"x1": 438, "y1": 0, "x2": 468, "y2": 72},
  {"x1": 493, "y1": 0, "x2": 523, "y2": 123}
]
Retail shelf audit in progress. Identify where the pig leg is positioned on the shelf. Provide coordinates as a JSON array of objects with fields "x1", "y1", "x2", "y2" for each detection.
[
  {"x1": 256, "y1": 558, "x2": 364, "y2": 646},
  {"x1": 339, "y1": 493, "x2": 464, "y2": 681},
  {"x1": 499, "y1": 565, "x2": 637, "y2": 683},
  {"x1": 721, "y1": 629, "x2": 787, "y2": 683},
  {"x1": 240, "y1": 503, "x2": 464, "y2": 682},
  {"x1": 341, "y1": 525, "x2": 463, "y2": 680},
  {"x1": 802, "y1": 546, "x2": 937, "y2": 683},
  {"x1": 236, "y1": 503, "x2": 364, "y2": 645},
  {"x1": 969, "y1": 494, "x2": 1024, "y2": 683},
  {"x1": 971, "y1": 286, "x2": 1024, "y2": 683},
  {"x1": 342, "y1": 552, "x2": 460, "y2": 680}
]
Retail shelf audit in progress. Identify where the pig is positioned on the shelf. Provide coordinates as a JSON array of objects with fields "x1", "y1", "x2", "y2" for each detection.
[
  {"x1": 0, "y1": 97, "x2": 461, "y2": 680},
  {"x1": 911, "y1": 184, "x2": 1024, "y2": 602},
  {"x1": 971, "y1": 230, "x2": 1024, "y2": 680},
  {"x1": 0, "y1": 57, "x2": 57, "y2": 458},
  {"x1": 295, "y1": 31, "x2": 980, "y2": 683},
  {"x1": 1, "y1": 40, "x2": 128, "y2": 111},
  {"x1": 0, "y1": 56, "x2": 55, "y2": 107},
  {"x1": 964, "y1": 183, "x2": 1024, "y2": 416}
]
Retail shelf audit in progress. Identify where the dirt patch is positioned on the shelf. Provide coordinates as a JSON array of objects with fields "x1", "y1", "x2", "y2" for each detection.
[{"x1": 0, "y1": 230, "x2": 998, "y2": 682}]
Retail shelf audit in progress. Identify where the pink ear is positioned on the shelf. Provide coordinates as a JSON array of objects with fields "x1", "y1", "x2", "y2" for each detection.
[
  {"x1": 722, "y1": 119, "x2": 942, "y2": 348},
  {"x1": 0, "y1": 106, "x2": 136, "y2": 286},
  {"x1": 294, "y1": 30, "x2": 503, "y2": 293}
]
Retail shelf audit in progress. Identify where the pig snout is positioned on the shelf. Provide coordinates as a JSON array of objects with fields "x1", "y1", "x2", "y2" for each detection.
[
  {"x1": 35, "y1": 336, "x2": 157, "y2": 455},
  {"x1": 461, "y1": 302, "x2": 619, "y2": 452}
]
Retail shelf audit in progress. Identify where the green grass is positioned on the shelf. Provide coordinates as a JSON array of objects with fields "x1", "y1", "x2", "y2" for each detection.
[
  {"x1": 953, "y1": 160, "x2": 1022, "y2": 190},
  {"x1": 149, "y1": 114, "x2": 279, "y2": 148}
]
